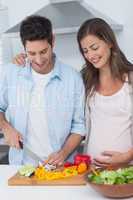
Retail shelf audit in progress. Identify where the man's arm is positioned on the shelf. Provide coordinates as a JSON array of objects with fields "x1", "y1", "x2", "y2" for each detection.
[
  {"x1": 47, "y1": 72, "x2": 86, "y2": 166},
  {"x1": 47, "y1": 133, "x2": 83, "y2": 166},
  {"x1": 0, "y1": 66, "x2": 22, "y2": 149},
  {"x1": 61, "y1": 133, "x2": 83, "y2": 157},
  {"x1": 0, "y1": 112, "x2": 22, "y2": 149}
]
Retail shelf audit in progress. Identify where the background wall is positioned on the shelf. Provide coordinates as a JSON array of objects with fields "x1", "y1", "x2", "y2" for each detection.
[
  {"x1": 1, "y1": 0, "x2": 49, "y2": 28},
  {"x1": 1, "y1": 0, "x2": 133, "y2": 70}
]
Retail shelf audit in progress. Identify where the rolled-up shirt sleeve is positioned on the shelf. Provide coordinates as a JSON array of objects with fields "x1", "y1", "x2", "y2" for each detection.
[
  {"x1": 0, "y1": 66, "x2": 8, "y2": 113},
  {"x1": 71, "y1": 73, "x2": 86, "y2": 136}
]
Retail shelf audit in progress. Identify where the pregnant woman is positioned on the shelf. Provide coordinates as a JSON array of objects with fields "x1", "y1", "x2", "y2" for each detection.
[{"x1": 77, "y1": 18, "x2": 133, "y2": 167}]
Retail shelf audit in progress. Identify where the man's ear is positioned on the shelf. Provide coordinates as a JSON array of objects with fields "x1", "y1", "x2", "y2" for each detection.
[{"x1": 52, "y1": 34, "x2": 55, "y2": 48}]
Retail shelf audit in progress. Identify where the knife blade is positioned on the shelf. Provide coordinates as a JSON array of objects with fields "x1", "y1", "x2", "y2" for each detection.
[
  {"x1": 19, "y1": 141, "x2": 56, "y2": 170},
  {"x1": 24, "y1": 145, "x2": 45, "y2": 163},
  {"x1": 24, "y1": 145, "x2": 57, "y2": 170},
  {"x1": 19, "y1": 140, "x2": 44, "y2": 163}
]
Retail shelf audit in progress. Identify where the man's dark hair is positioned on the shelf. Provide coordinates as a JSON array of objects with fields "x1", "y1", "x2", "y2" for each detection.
[{"x1": 20, "y1": 15, "x2": 53, "y2": 47}]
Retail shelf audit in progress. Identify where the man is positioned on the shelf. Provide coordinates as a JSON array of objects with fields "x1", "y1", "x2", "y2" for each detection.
[{"x1": 0, "y1": 15, "x2": 85, "y2": 165}]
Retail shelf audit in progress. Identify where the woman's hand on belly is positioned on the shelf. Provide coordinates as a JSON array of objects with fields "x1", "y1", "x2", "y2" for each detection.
[{"x1": 93, "y1": 150, "x2": 132, "y2": 167}]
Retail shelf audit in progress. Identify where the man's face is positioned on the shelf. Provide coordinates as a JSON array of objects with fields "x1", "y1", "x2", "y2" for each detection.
[{"x1": 25, "y1": 39, "x2": 54, "y2": 74}]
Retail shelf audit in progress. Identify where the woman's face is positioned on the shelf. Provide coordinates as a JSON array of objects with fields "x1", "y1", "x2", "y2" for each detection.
[{"x1": 80, "y1": 34, "x2": 112, "y2": 69}]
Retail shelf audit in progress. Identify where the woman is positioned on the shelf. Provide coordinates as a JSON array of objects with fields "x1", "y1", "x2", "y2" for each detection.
[{"x1": 77, "y1": 18, "x2": 133, "y2": 167}]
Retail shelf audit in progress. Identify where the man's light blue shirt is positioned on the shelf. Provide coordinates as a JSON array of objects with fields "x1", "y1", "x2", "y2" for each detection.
[{"x1": 0, "y1": 57, "x2": 86, "y2": 164}]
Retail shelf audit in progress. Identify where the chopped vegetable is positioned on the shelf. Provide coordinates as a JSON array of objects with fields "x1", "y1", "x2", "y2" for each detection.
[
  {"x1": 88, "y1": 166, "x2": 133, "y2": 185},
  {"x1": 77, "y1": 162, "x2": 88, "y2": 174},
  {"x1": 74, "y1": 154, "x2": 91, "y2": 165},
  {"x1": 18, "y1": 164, "x2": 35, "y2": 177},
  {"x1": 34, "y1": 165, "x2": 78, "y2": 180},
  {"x1": 64, "y1": 162, "x2": 74, "y2": 168},
  {"x1": 18, "y1": 154, "x2": 91, "y2": 181}
]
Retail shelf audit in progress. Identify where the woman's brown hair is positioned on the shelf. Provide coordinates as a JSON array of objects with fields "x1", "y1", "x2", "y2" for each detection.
[{"x1": 77, "y1": 18, "x2": 133, "y2": 98}]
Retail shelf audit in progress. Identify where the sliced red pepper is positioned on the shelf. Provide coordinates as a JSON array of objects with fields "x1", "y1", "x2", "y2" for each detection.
[
  {"x1": 74, "y1": 154, "x2": 91, "y2": 165},
  {"x1": 64, "y1": 162, "x2": 74, "y2": 168}
]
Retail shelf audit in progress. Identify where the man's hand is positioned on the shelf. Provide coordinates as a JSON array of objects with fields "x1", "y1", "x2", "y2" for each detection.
[
  {"x1": 4, "y1": 124, "x2": 23, "y2": 149},
  {"x1": 12, "y1": 53, "x2": 26, "y2": 66},
  {"x1": 47, "y1": 149, "x2": 67, "y2": 167},
  {"x1": 46, "y1": 134, "x2": 83, "y2": 167},
  {"x1": 94, "y1": 150, "x2": 132, "y2": 168}
]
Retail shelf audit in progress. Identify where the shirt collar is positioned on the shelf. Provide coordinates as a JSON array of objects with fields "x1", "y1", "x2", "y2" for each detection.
[
  {"x1": 18, "y1": 53, "x2": 62, "y2": 81},
  {"x1": 50, "y1": 54, "x2": 62, "y2": 81}
]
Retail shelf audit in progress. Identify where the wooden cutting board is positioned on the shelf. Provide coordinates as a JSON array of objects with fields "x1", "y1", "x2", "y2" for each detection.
[{"x1": 8, "y1": 171, "x2": 88, "y2": 186}]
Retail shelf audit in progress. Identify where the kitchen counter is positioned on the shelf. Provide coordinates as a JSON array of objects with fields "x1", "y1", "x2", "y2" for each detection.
[{"x1": 0, "y1": 165, "x2": 132, "y2": 200}]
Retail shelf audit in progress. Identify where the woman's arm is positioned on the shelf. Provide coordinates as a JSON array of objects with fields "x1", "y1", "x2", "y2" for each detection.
[{"x1": 94, "y1": 148, "x2": 133, "y2": 167}]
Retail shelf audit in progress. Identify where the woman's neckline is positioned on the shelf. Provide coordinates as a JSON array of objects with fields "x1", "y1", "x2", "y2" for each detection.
[{"x1": 96, "y1": 81, "x2": 127, "y2": 98}]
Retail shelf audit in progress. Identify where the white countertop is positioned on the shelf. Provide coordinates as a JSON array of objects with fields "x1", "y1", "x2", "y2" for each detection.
[{"x1": 0, "y1": 165, "x2": 132, "y2": 200}]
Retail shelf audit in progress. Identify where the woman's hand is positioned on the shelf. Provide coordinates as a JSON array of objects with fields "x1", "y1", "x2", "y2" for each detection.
[
  {"x1": 94, "y1": 150, "x2": 132, "y2": 168},
  {"x1": 12, "y1": 53, "x2": 27, "y2": 66}
]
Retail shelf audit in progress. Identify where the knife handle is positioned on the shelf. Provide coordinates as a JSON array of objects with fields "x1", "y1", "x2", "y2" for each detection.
[{"x1": 19, "y1": 140, "x2": 23, "y2": 149}]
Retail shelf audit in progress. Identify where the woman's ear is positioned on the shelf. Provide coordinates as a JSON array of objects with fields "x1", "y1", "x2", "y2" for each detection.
[{"x1": 108, "y1": 43, "x2": 113, "y2": 49}]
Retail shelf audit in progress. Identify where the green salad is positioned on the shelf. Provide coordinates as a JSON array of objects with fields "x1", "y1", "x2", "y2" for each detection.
[{"x1": 88, "y1": 166, "x2": 133, "y2": 185}]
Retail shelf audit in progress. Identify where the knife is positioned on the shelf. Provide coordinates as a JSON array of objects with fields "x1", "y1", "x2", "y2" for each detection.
[
  {"x1": 24, "y1": 145, "x2": 57, "y2": 170},
  {"x1": 24, "y1": 145, "x2": 45, "y2": 164},
  {"x1": 19, "y1": 141, "x2": 44, "y2": 163},
  {"x1": 19, "y1": 141, "x2": 56, "y2": 170}
]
